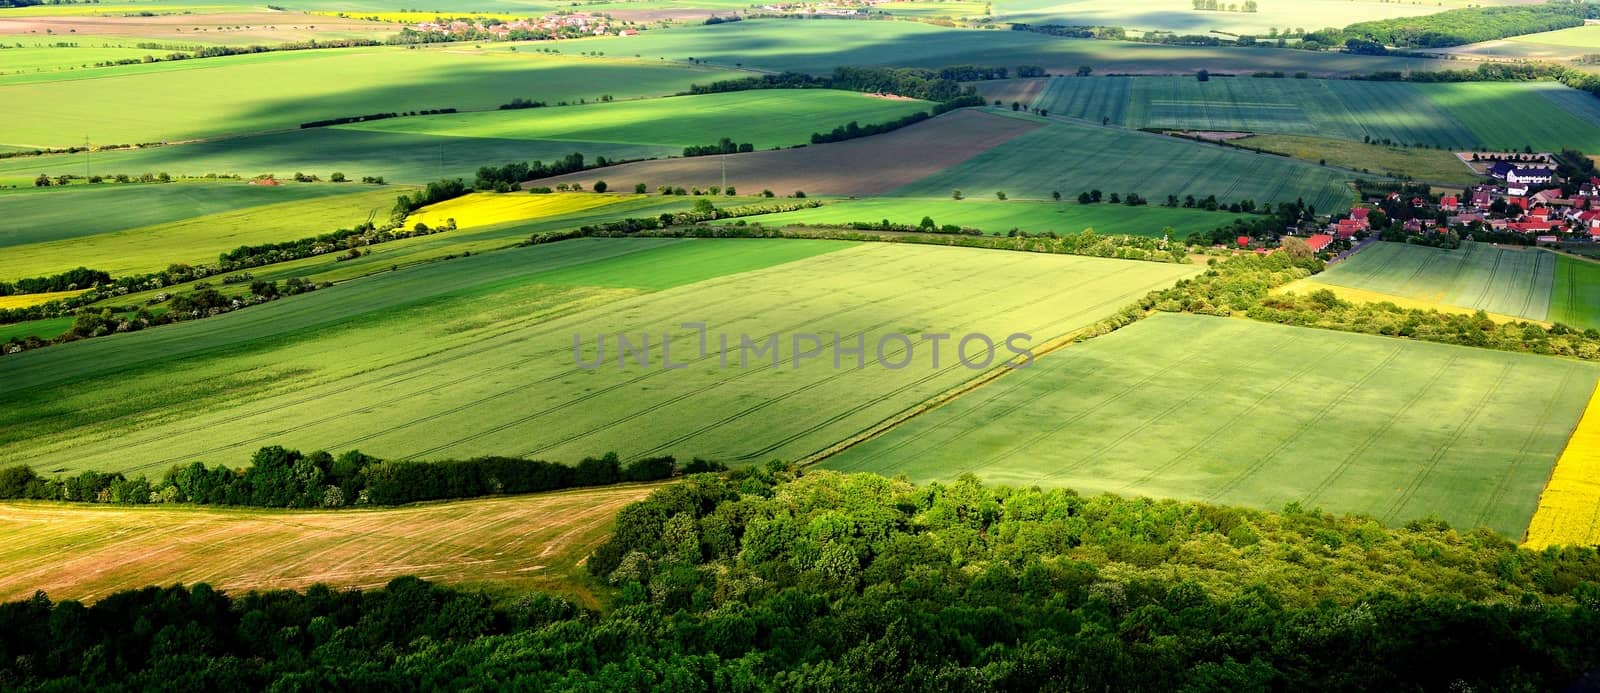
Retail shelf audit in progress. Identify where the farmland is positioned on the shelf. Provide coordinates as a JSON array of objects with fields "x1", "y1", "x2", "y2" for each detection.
[
  {"x1": 824, "y1": 313, "x2": 1600, "y2": 537},
  {"x1": 0, "y1": 484, "x2": 655, "y2": 603},
  {"x1": 0, "y1": 187, "x2": 401, "y2": 280},
  {"x1": 0, "y1": 128, "x2": 675, "y2": 186},
  {"x1": 893, "y1": 116, "x2": 1357, "y2": 209},
  {"x1": 406, "y1": 191, "x2": 633, "y2": 231},
  {"x1": 727, "y1": 197, "x2": 1239, "y2": 237},
  {"x1": 568, "y1": 18, "x2": 1454, "y2": 76},
  {"x1": 340, "y1": 90, "x2": 932, "y2": 151},
  {"x1": 992, "y1": 0, "x2": 1487, "y2": 36},
  {"x1": 1445, "y1": 25, "x2": 1600, "y2": 61},
  {"x1": 1233, "y1": 134, "x2": 1483, "y2": 185},
  {"x1": 1030, "y1": 76, "x2": 1600, "y2": 152},
  {"x1": 1523, "y1": 381, "x2": 1600, "y2": 548},
  {"x1": 0, "y1": 47, "x2": 744, "y2": 147},
  {"x1": 531, "y1": 109, "x2": 1043, "y2": 196},
  {"x1": 1312, "y1": 242, "x2": 1600, "y2": 329},
  {"x1": 0, "y1": 181, "x2": 368, "y2": 248},
  {"x1": 0, "y1": 240, "x2": 1197, "y2": 474}
]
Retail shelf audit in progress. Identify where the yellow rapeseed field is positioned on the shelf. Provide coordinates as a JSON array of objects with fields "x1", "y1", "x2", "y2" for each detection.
[
  {"x1": 408, "y1": 192, "x2": 633, "y2": 231},
  {"x1": 0, "y1": 290, "x2": 86, "y2": 310},
  {"x1": 1524, "y1": 379, "x2": 1600, "y2": 548}
]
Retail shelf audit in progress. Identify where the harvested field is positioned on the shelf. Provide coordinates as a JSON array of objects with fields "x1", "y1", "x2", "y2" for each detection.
[
  {"x1": 0, "y1": 484, "x2": 655, "y2": 603},
  {"x1": 526, "y1": 109, "x2": 1042, "y2": 197},
  {"x1": 824, "y1": 313, "x2": 1600, "y2": 538}
]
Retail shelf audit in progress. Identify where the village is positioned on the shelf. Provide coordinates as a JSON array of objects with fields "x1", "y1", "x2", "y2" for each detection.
[
  {"x1": 409, "y1": 13, "x2": 640, "y2": 41},
  {"x1": 1288, "y1": 151, "x2": 1600, "y2": 256}
]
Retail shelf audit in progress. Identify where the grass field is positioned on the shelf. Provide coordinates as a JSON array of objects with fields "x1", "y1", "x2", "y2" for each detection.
[
  {"x1": 728, "y1": 197, "x2": 1240, "y2": 237},
  {"x1": 824, "y1": 312, "x2": 1600, "y2": 537},
  {"x1": 0, "y1": 47, "x2": 744, "y2": 147},
  {"x1": 0, "y1": 187, "x2": 401, "y2": 280},
  {"x1": 1029, "y1": 76, "x2": 1600, "y2": 152},
  {"x1": 407, "y1": 191, "x2": 633, "y2": 230},
  {"x1": 1524, "y1": 381, "x2": 1600, "y2": 548},
  {"x1": 532, "y1": 109, "x2": 1043, "y2": 197},
  {"x1": 0, "y1": 484, "x2": 654, "y2": 603},
  {"x1": 341, "y1": 90, "x2": 931, "y2": 150},
  {"x1": 0, "y1": 239, "x2": 1198, "y2": 474},
  {"x1": 893, "y1": 115, "x2": 1356, "y2": 209},
  {"x1": 0, "y1": 181, "x2": 375, "y2": 249},
  {"x1": 1235, "y1": 134, "x2": 1483, "y2": 185},
  {"x1": 1314, "y1": 242, "x2": 1599, "y2": 328},
  {"x1": 0, "y1": 128, "x2": 675, "y2": 187},
  {"x1": 565, "y1": 18, "x2": 1453, "y2": 77}
]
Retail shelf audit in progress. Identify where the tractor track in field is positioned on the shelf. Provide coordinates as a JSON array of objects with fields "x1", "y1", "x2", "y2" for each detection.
[{"x1": 1381, "y1": 362, "x2": 1514, "y2": 525}]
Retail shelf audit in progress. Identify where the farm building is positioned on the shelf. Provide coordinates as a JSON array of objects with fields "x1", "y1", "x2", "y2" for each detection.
[{"x1": 1303, "y1": 233, "x2": 1333, "y2": 253}]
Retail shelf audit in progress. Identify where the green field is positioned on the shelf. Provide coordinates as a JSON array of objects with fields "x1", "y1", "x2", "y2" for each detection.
[
  {"x1": 1447, "y1": 25, "x2": 1600, "y2": 60},
  {"x1": 0, "y1": 186, "x2": 400, "y2": 280},
  {"x1": 1031, "y1": 76, "x2": 1600, "y2": 151},
  {"x1": 565, "y1": 18, "x2": 1452, "y2": 77},
  {"x1": 0, "y1": 128, "x2": 675, "y2": 187},
  {"x1": 1315, "y1": 242, "x2": 1588, "y2": 326},
  {"x1": 0, "y1": 239, "x2": 1197, "y2": 474},
  {"x1": 0, "y1": 181, "x2": 372, "y2": 249},
  {"x1": 825, "y1": 312, "x2": 1600, "y2": 537},
  {"x1": 340, "y1": 90, "x2": 931, "y2": 150},
  {"x1": 0, "y1": 47, "x2": 744, "y2": 147},
  {"x1": 992, "y1": 0, "x2": 1483, "y2": 36},
  {"x1": 1551, "y1": 256, "x2": 1600, "y2": 331},
  {"x1": 1235, "y1": 134, "x2": 1483, "y2": 185},
  {"x1": 894, "y1": 115, "x2": 1355, "y2": 210},
  {"x1": 0, "y1": 44, "x2": 168, "y2": 75},
  {"x1": 732, "y1": 197, "x2": 1239, "y2": 237}
]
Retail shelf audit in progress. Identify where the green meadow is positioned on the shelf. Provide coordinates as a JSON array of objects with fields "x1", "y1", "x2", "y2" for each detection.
[
  {"x1": 0, "y1": 240, "x2": 1197, "y2": 474},
  {"x1": 895, "y1": 115, "x2": 1356, "y2": 210},
  {"x1": 733, "y1": 197, "x2": 1240, "y2": 237},
  {"x1": 825, "y1": 312, "x2": 1600, "y2": 538},
  {"x1": 341, "y1": 89, "x2": 930, "y2": 150}
]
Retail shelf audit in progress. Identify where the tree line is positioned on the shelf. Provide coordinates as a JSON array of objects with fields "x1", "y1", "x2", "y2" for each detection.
[
  {"x1": 1337, "y1": 3, "x2": 1595, "y2": 48},
  {"x1": 0, "y1": 267, "x2": 110, "y2": 297},
  {"x1": 0, "y1": 446, "x2": 723, "y2": 508},
  {"x1": 4, "y1": 468, "x2": 1598, "y2": 688},
  {"x1": 682, "y1": 137, "x2": 754, "y2": 157},
  {"x1": 300, "y1": 108, "x2": 456, "y2": 129},
  {"x1": 684, "y1": 65, "x2": 1006, "y2": 102}
]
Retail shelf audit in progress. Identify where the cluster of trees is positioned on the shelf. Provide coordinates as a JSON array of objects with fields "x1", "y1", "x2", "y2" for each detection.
[
  {"x1": 300, "y1": 108, "x2": 455, "y2": 129},
  {"x1": 9, "y1": 469, "x2": 1598, "y2": 688},
  {"x1": 1338, "y1": 3, "x2": 1595, "y2": 48},
  {"x1": 1010, "y1": 23, "x2": 1126, "y2": 40},
  {"x1": 0, "y1": 446, "x2": 723, "y2": 508},
  {"x1": 467, "y1": 153, "x2": 617, "y2": 193},
  {"x1": 682, "y1": 137, "x2": 754, "y2": 156},
  {"x1": 0, "y1": 266, "x2": 110, "y2": 297},
  {"x1": 392, "y1": 178, "x2": 469, "y2": 217},
  {"x1": 498, "y1": 97, "x2": 547, "y2": 110},
  {"x1": 686, "y1": 66, "x2": 996, "y2": 103}
]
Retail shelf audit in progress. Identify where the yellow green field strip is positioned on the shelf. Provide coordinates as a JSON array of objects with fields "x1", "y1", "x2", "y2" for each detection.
[{"x1": 1524, "y1": 379, "x2": 1600, "y2": 548}]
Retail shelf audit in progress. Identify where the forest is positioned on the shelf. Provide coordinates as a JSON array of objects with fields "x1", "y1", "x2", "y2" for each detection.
[
  {"x1": 3, "y1": 468, "x2": 1599, "y2": 689},
  {"x1": 1335, "y1": 4, "x2": 1597, "y2": 48}
]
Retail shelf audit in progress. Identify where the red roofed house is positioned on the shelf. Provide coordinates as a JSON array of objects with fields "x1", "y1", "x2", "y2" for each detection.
[
  {"x1": 1237, "y1": 235, "x2": 1251, "y2": 247},
  {"x1": 1333, "y1": 219, "x2": 1364, "y2": 239},
  {"x1": 1440, "y1": 195, "x2": 1459, "y2": 212},
  {"x1": 1471, "y1": 188, "x2": 1493, "y2": 209},
  {"x1": 1506, "y1": 196, "x2": 1527, "y2": 212},
  {"x1": 1350, "y1": 207, "x2": 1370, "y2": 226},
  {"x1": 1581, "y1": 177, "x2": 1600, "y2": 198},
  {"x1": 1304, "y1": 233, "x2": 1333, "y2": 253}
]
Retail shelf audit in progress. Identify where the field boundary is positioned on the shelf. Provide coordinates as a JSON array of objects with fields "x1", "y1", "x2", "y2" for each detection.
[{"x1": 1523, "y1": 377, "x2": 1600, "y2": 548}]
